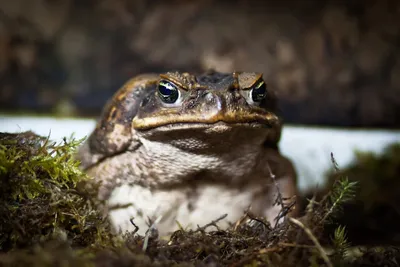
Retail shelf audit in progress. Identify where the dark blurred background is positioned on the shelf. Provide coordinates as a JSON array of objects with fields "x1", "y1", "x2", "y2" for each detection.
[{"x1": 0, "y1": 0, "x2": 399, "y2": 128}]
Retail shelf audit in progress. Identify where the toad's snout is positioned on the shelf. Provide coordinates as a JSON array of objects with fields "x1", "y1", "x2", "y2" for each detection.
[{"x1": 200, "y1": 91, "x2": 225, "y2": 116}]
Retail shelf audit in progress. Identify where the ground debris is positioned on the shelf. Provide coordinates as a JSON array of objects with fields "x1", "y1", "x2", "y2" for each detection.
[{"x1": 1, "y1": 131, "x2": 399, "y2": 267}]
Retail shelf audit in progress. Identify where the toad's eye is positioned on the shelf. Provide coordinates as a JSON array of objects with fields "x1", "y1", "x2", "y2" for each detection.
[
  {"x1": 250, "y1": 81, "x2": 267, "y2": 103},
  {"x1": 157, "y1": 80, "x2": 180, "y2": 104}
]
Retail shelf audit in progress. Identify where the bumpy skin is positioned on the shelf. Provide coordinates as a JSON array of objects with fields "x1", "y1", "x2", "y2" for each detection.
[{"x1": 77, "y1": 70, "x2": 298, "y2": 236}]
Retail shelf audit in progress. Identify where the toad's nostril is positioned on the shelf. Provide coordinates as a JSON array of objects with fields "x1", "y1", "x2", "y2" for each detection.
[
  {"x1": 204, "y1": 92, "x2": 214, "y2": 103},
  {"x1": 202, "y1": 92, "x2": 223, "y2": 112}
]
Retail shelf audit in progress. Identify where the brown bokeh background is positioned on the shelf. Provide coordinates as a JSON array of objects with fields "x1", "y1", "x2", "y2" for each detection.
[{"x1": 0, "y1": 0, "x2": 399, "y2": 128}]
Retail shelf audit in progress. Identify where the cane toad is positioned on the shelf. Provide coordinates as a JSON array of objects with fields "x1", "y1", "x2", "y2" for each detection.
[{"x1": 77, "y1": 70, "x2": 298, "y2": 236}]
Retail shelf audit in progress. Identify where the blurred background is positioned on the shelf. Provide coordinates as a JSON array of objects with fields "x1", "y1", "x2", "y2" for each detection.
[{"x1": 0, "y1": 0, "x2": 399, "y2": 128}]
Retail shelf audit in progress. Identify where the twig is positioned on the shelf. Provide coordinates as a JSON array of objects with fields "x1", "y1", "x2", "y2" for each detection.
[
  {"x1": 277, "y1": 200, "x2": 296, "y2": 220},
  {"x1": 330, "y1": 152, "x2": 340, "y2": 172},
  {"x1": 195, "y1": 214, "x2": 228, "y2": 233},
  {"x1": 278, "y1": 242, "x2": 317, "y2": 249},
  {"x1": 289, "y1": 218, "x2": 333, "y2": 267},
  {"x1": 246, "y1": 212, "x2": 271, "y2": 230},
  {"x1": 305, "y1": 194, "x2": 318, "y2": 214},
  {"x1": 108, "y1": 203, "x2": 134, "y2": 211},
  {"x1": 233, "y1": 205, "x2": 252, "y2": 231},
  {"x1": 266, "y1": 161, "x2": 295, "y2": 228},
  {"x1": 129, "y1": 217, "x2": 139, "y2": 235},
  {"x1": 266, "y1": 161, "x2": 285, "y2": 211},
  {"x1": 142, "y1": 214, "x2": 163, "y2": 251}
]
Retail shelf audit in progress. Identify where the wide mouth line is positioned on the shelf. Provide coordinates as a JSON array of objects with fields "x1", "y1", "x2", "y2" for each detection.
[{"x1": 135, "y1": 120, "x2": 272, "y2": 131}]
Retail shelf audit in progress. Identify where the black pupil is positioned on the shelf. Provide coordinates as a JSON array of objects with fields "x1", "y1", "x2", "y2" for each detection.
[
  {"x1": 251, "y1": 82, "x2": 267, "y2": 102},
  {"x1": 158, "y1": 80, "x2": 179, "y2": 103}
]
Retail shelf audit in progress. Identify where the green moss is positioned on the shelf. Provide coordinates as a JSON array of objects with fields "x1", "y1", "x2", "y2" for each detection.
[
  {"x1": 324, "y1": 143, "x2": 400, "y2": 246},
  {"x1": 0, "y1": 131, "x2": 112, "y2": 251},
  {"x1": 339, "y1": 143, "x2": 400, "y2": 209}
]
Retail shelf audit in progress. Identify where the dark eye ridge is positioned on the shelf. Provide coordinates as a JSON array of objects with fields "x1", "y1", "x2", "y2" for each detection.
[
  {"x1": 157, "y1": 80, "x2": 180, "y2": 104},
  {"x1": 251, "y1": 81, "x2": 267, "y2": 102}
]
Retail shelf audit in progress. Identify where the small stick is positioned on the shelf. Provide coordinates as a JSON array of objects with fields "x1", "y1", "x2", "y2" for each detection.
[
  {"x1": 277, "y1": 242, "x2": 317, "y2": 249},
  {"x1": 266, "y1": 162, "x2": 285, "y2": 211},
  {"x1": 195, "y1": 214, "x2": 228, "y2": 233},
  {"x1": 266, "y1": 161, "x2": 295, "y2": 228},
  {"x1": 289, "y1": 218, "x2": 333, "y2": 267},
  {"x1": 330, "y1": 152, "x2": 340, "y2": 172},
  {"x1": 129, "y1": 217, "x2": 139, "y2": 235},
  {"x1": 246, "y1": 213, "x2": 271, "y2": 230},
  {"x1": 142, "y1": 214, "x2": 163, "y2": 251}
]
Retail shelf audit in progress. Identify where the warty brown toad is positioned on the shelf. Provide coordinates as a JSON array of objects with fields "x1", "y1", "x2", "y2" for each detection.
[{"x1": 77, "y1": 70, "x2": 298, "y2": 236}]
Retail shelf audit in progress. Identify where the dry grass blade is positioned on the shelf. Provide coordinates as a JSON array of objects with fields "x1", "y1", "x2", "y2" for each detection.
[{"x1": 289, "y1": 217, "x2": 333, "y2": 267}]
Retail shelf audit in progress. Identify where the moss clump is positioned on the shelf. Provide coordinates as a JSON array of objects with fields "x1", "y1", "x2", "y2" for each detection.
[
  {"x1": 335, "y1": 143, "x2": 400, "y2": 209},
  {"x1": 0, "y1": 131, "x2": 112, "y2": 251},
  {"x1": 325, "y1": 143, "x2": 400, "y2": 246}
]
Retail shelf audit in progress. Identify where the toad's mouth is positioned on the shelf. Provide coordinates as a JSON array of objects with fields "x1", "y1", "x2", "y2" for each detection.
[
  {"x1": 136, "y1": 122, "x2": 270, "y2": 136},
  {"x1": 132, "y1": 111, "x2": 279, "y2": 131}
]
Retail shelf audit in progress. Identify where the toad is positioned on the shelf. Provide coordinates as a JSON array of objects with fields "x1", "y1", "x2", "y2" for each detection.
[{"x1": 77, "y1": 71, "x2": 298, "y2": 236}]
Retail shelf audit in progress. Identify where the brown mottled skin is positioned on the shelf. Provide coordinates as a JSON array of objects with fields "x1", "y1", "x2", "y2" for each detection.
[{"x1": 77, "y1": 70, "x2": 298, "y2": 236}]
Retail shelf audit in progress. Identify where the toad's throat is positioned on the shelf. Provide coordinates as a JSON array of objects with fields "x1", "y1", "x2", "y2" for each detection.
[{"x1": 132, "y1": 111, "x2": 279, "y2": 130}]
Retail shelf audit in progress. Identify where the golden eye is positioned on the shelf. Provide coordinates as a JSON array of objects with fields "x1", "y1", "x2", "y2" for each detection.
[
  {"x1": 157, "y1": 80, "x2": 180, "y2": 104},
  {"x1": 250, "y1": 81, "x2": 267, "y2": 102}
]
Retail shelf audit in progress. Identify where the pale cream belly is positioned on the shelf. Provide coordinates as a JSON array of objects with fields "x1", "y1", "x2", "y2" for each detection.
[{"x1": 107, "y1": 182, "x2": 268, "y2": 236}]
